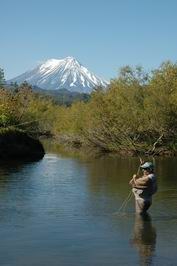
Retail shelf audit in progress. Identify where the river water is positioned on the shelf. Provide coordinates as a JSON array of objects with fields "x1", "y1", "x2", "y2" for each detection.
[{"x1": 0, "y1": 142, "x2": 177, "y2": 266}]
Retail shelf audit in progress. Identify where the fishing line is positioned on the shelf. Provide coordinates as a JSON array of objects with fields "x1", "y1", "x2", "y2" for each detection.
[
  {"x1": 115, "y1": 134, "x2": 163, "y2": 216},
  {"x1": 115, "y1": 158, "x2": 142, "y2": 215}
]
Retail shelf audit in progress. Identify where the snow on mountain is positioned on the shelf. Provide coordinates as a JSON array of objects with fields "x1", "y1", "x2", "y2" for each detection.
[{"x1": 9, "y1": 56, "x2": 108, "y2": 93}]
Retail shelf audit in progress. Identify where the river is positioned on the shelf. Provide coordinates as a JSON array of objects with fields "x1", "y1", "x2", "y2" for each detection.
[{"x1": 0, "y1": 142, "x2": 177, "y2": 265}]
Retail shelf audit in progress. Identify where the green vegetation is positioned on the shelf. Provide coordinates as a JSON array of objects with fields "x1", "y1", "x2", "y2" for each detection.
[
  {"x1": 1, "y1": 61, "x2": 177, "y2": 155},
  {"x1": 0, "y1": 68, "x2": 5, "y2": 88}
]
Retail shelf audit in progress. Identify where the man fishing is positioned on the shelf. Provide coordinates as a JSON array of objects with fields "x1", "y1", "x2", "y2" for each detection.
[{"x1": 129, "y1": 162, "x2": 157, "y2": 215}]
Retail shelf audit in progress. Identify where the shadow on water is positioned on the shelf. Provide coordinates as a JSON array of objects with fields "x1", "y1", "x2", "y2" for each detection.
[
  {"x1": 0, "y1": 157, "x2": 43, "y2": 174},
  {"x1": 0, "y1": 158, "x2": 43, "y2": 223},
  {"x1": 130, "y1": 213, "x2": 156, "y2": 266}
]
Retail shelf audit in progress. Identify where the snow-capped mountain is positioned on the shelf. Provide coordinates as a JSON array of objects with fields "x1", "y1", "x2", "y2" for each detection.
[{"x1": 9, "y1": 56, "x2": 108, "y2": 93}]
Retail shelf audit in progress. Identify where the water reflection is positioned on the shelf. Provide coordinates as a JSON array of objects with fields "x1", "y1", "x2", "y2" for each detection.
[
  {"x1": 0, "y1": 159, "x2": 42, "y2": 225},
  {"x1": 1, "y1": 141, "x2": 177, "y2": 265},
  {"x1": 131, "y1": 214, "x2": 156, "y2": 266}
]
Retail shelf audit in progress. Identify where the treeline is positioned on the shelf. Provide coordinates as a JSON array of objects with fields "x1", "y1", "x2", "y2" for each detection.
[
  {"x1": 1, "y1": 61, "x2": 177, "y2": 155},
  {"x1": 33, "y1": 87, "x2": 90, "y2": 106},
  {"x1": 0, "y1": 81, "x2": 54, "y2": 134}
]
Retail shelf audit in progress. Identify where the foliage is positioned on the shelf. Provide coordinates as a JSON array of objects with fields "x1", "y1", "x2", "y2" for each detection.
[
  {"x1": 1, "y1": 61, "x2": 177, "y2": 154},
  {"x1": 0, "y1": 68, "x2": 5, "y2": 88},
  {"x1": 0, "y1": 81, "x2": 56, "y2": 135},
  {"x1": 50, "y1": 62, "x2": 177, "y2": 153}
]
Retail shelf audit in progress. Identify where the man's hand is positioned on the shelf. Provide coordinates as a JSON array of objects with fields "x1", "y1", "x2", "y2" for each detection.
[
  {"x1": 129, "y1": 174, "x2": 137, "y2": 186},
  {"x1": 133, "y1": 174, "x2": 138, "y2": 184},
  {"x1": 140, "y1": 158, "x2": 144, "y2": 164},
  {"x1": 129, "y1": 178, "x2": 134, "y2": 185}
]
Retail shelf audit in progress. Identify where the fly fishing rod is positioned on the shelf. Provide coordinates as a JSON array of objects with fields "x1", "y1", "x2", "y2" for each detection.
[{"x1": 116, "y1": 133, "x2": 163, "y2": 215}]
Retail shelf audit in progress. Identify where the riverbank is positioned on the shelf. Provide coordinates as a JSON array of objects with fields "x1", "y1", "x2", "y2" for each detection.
[
  {"x1": 41, "y1": 135, "x2": 177, "y2": 157},
  {"x1": 0, "y1": 127, "x2": 45, "y2": 160}
]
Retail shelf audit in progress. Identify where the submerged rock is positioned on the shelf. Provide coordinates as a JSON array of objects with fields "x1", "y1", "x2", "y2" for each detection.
[{"x1": 0, "y1": 128, "x2": 45, "y2": 160}]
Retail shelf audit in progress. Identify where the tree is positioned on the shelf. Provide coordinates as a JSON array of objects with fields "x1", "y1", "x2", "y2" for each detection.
[{"x1": 0, "y1": 68, "x2": 5, "y2": 88}]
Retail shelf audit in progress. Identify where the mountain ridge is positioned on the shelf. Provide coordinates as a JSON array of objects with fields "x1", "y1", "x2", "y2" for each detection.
[{"x1": 8, "y1": 56, "x2": 108, "y2": 93}]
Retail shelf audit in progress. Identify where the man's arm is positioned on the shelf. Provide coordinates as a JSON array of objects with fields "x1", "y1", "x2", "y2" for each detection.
[
  {"x1": 129, "y1": 175, "x2": 149, "y2": 188},
  {"x1": 129, "y1": 174, "x2": 138, "y2": 186},
  {"x1": 134, "y1": 176, "x2": 150, "y2": 187}
]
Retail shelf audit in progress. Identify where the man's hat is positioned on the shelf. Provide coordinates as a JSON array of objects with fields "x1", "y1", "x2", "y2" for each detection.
[{"x1": 140, "y1": 162, "x2": 154, "y2": 169}]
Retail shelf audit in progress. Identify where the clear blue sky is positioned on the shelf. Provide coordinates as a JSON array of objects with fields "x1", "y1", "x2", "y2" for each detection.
[{"x1": 1, "y1": 0, "x2": 177, "y2": 81}]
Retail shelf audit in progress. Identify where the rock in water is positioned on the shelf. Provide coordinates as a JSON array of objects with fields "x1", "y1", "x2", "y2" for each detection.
[{"x1": 0, "y1": 129, "x2": 45, "y2": 160}]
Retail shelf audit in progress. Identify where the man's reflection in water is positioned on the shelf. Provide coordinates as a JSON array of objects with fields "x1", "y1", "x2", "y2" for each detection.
[{"x1": 130, "y1": 214, "x2": 156, "y2": 265}]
